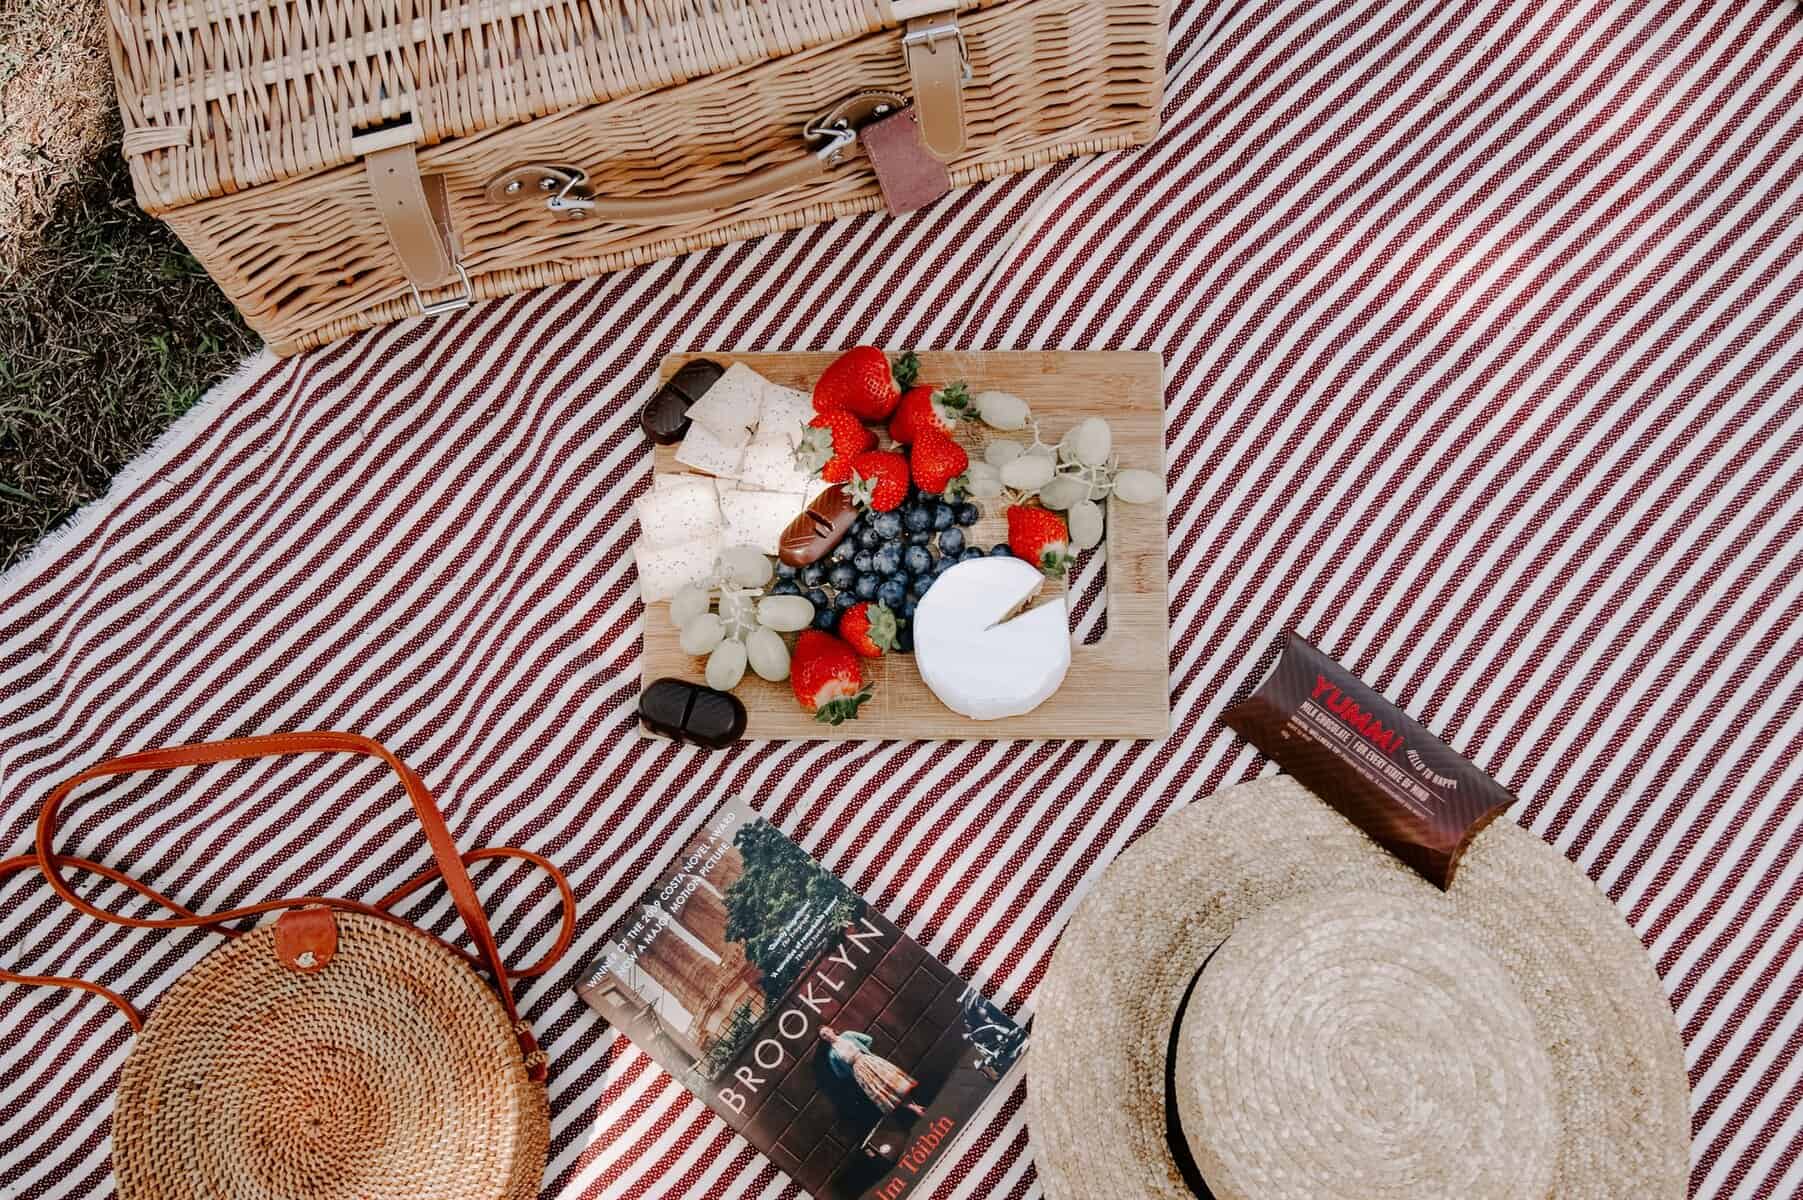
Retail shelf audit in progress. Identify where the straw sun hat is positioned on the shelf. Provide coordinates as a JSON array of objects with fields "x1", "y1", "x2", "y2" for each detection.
[{"x1": 1029, "y1": 778, "x2": 1689, "y2": 1200}]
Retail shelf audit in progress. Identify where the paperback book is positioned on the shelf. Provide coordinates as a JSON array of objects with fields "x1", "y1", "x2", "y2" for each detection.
[{"x1": 575, "y1": 799, "x2": 1029, "y2": 1199}]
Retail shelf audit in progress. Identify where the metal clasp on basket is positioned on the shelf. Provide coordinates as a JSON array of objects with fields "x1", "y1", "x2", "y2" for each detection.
[
  {"x1": 800, "y1": 121, "x2": 861, "y2": 165},
  {"x1": 901, "y1": 19, "x2": 974, "y2": 84},
  {"x1": 410, "y1": 261, "x2": 473, "y2": 317}
]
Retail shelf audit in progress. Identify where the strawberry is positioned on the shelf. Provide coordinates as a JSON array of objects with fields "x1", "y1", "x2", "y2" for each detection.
[
  {"x1": 1007, "y1": 505, "x2": 1073, "y2": 577},
  {"x1": 839, "y1": 602, "x2": 900, "y2": 658},
  {"x1": 844, "y1": 450, "x2": 910, "y2": 512},
  {"x1": 909, "y1": 428, "x2": 970, "y2": 497},
  {"x1": 888, "y1": 382, "x2": 971, "y2": 445},
  {"x1": 795, "y1": 410, "x2": 875, "y2": 483},
  {"x1": 814, "y1": 346, "x2": 902, "y2": 421},
  {"x1": 791, "y1": 630, "x2": 873, "y2": 724}
]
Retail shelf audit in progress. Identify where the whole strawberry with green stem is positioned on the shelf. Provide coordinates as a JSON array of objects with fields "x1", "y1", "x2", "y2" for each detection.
[
  {"x1": 1007, "y1": 504, "x2": 1073, "y2": 577},
  {"x1": 844, "y1": 449, "x2": 910, "y2": 512},
  {"x1": 814, "y1": 347, "x2": 914, "y2": 422},
  {"x1": 909, "y1": 427, "x2": 970, "y2": 498},
  {"x1": 839, "y1": 602, "x2": 900, "y2": 658},
  {"x1": 888, "y1": 381, "x2": 971, "y2": 445},
  {"x1": 791, "y1": 630, "x2": 873, "y2": 724},
  {"x1": 795, "y1": 409, "x2": 875, "y2": 483}
]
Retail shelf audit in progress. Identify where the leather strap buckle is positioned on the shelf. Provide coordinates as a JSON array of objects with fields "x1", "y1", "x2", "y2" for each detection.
[
  {"x1": 901, "y1": 20, "x2": 973, "y2": 84},
  {"x1": 901, "y1": 13, "x2": 971, "y2": 160},
  {"x1": 409, "y1": 261, "x2": 473, "y2": 317}
]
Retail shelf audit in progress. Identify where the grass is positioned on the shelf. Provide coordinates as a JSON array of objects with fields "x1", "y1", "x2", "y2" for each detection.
[{"x1": 0, "y1": 152, "x2": 258, "y2": 571}]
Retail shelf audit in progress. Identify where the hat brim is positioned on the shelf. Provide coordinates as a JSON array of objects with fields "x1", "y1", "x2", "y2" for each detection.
[{"x1": 1027, "y1": 778, "x2": 1689, "y2": 1200}]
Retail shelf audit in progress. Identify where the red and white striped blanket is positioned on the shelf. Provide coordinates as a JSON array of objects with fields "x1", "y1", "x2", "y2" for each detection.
[{"x1": 4, "y1": 0, "x2": 1800, "y2": 1196}]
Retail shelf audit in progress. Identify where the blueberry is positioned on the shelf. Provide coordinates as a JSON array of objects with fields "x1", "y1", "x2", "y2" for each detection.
[
  {"x1": 903, "y1": 505, "x2": 933, "y2": 534},
  {"x1": 961, "y1": 546, "x2": 986, "y2": 562},
  {"x1": 828, "y1": 563, "x2": 857, "y2": 591},
  {"x1": 908, "y1": 529, "x2": 934, "y2": 546},
  {"x1": 990, "y1": 543, "x2": 1014, "y2": 557},
  {"x1": 833, "y1": 590, "x2": 859, "y2": 612},
  {"x1": 853, "y1": 550, "x2": 874, "y2": 574},
  {"x1": 858, "y1": 526, "x2": 884, "y2": 549},
  {"x1": 872, "y1": 511, "x2": 903, "y2": 539},
  {"x1": 899, "y1": 595, "x2": 919, "y2": 621},
  {"x1": 811, "y1": 606, "x2": 838, "y2": 631},
  {"x1": 800, "y1": 564, "x2": 826, "y2": 588},
  {"x1": 873, "y1": 545, "x2": 902, "y2": 576},
  {"x1": 911, "y1": 573, "x2": 935, "y2": 599},
  {"x1": 774, "y1": 561, "x2": 797, "y2": 579},
  {"x1": 935, "y1": 554, "x2": 960, "y2": 575},
  {"x1": 904, "y1": 545, "x2": 934, "y2": 575},
  {"x1": 806, "y1": 587, "x2": 831, "y2": 610},
  {"x1": 932, "y1": 503, "x2": 956, "y2": 531},
  {"x1": 937, "y1": 527, "x2": 965, "y2": 556},
  {"x1": 955, "y1": 502, "x2": 980, "y2": 526},
  {"x1": 895, "y1": 627, "x2": 914, "y2": 654},
  {"x1": 854, "y1": 573, "x2": 881, "y2": 601},
  {"x1": 770, "y1": 579, "x2": 802, "y2": 595},
  {"x1": 847, "y1": 515, "x2": 866, "y2": 537},
  {"x1": 829, "y1": 540, "x2": 856, "y2": 563},
  {"x1": 877, "y1": 579, "x2": 907, "y2": 609}
]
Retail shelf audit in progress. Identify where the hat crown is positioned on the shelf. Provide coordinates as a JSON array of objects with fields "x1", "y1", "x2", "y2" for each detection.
[{"x1": 1173, "y1": 891, "x2": 1558, "y2": 1200}]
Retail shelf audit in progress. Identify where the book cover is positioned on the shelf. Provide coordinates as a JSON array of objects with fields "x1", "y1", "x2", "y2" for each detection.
[{"x1": 575, "y1": 799, "x2": 1029, "y2": 1199}]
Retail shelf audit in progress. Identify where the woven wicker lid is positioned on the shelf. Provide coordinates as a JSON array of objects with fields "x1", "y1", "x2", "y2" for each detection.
[
  {"x1": 113, "y1": 912, "x2": 546, "y2": 1200},
  {"x1": 1028, "y1": 778, "x2": 1690, "y2": 1200}
]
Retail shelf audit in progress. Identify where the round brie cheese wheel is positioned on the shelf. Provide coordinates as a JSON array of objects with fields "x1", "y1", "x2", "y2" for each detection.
[{"x1": 913, "y1": 557, "x2": 1072, "y2": 720}]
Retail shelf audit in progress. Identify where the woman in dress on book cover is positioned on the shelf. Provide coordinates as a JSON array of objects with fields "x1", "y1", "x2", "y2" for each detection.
[{"x1": 818, "y1": 1026, "x2": 927, "y2": 1118}]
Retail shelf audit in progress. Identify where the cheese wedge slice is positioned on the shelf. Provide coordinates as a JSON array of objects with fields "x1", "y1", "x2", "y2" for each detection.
[
  {"x1": 913, "y1": 558, "x2": 1072, "y2": 720},
  {"x1": 737, "y1": 432, "x2": 820, "y2": 495},
  {"x1": 636, "y1": 484, "x2": 722, "y2": 548},
  {"x1": 756, "y1": 384, "x2": 815, "y2": 448},
  {"x1": 673, "y1": 417, "x2": 746, "y2": 478},
  {"x1": 653, "y1": 472, "x2": 715, "y2": 496},
  {"x1": 720, "y1": 489, "x2": 807, "y2": 555},
  {"x1": 635, "y1": 536, "x2": 722, "y2": 602},
  {"x1": 681, "y1": 362, "x2": 762, "y2": 447}
]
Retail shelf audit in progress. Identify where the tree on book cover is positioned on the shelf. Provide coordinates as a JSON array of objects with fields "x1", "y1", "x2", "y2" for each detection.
[{"x1": 577, "y1": 800, "x2": 1028, "y2": 1200}]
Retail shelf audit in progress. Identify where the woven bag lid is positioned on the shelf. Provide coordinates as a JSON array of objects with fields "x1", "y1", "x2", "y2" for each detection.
[
  {"x1": 112, "y1": 911, "x2": 546, "y2": 1200},
  {"x1": 111, "y1": 0, "x2": 977, "y2": 211}
]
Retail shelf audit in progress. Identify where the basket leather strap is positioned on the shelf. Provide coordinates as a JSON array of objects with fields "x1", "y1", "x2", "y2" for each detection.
[
  {"x1": 364, "y1": 143, "x2": 461, "y2": 290},
  {"x1": 889, "y1": 0, "x2": 969, "y2": 160},
  {"x1": 3, "y1": 733, "x2": 573, "y2": 1082}
]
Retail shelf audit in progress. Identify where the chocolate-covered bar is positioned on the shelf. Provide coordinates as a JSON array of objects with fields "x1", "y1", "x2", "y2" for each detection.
[
  {"x1": 778, "y1": 485, "x2": 857, "y2": 567},
  {"x1": 640, "y1": 359, "x2": 726, "y2": 445},
  {"x1": 639, "y1": 677, "x2": 747, "y2": 747}
]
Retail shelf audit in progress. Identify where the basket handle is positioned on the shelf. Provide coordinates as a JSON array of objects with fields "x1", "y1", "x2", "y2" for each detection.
[
  {"x1": 4, "y1": 733, "x2": 573, "y2": 1081},
  {"x1": 485, "y1": 122, "x2": 860, "y2": 224}
]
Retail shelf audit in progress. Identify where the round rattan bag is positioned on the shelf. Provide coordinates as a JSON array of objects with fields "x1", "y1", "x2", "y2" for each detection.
[{"x1": 1, "y1": 734, "x2": 576, "y2": 1200}]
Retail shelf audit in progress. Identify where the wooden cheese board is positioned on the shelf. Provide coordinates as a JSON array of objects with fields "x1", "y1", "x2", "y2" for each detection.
[{"x1": 640, "y1": 350, "x2": 1171, "y2": 740}]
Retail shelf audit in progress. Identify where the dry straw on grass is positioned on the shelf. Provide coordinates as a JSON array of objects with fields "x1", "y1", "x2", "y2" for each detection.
[{"x1": 1, "y1": 1, "x2": 116, "y2": 267}]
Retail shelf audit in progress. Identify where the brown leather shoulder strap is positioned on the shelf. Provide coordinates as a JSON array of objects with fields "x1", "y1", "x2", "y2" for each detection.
[{"x1": 9, "y1": 733, "x2": 573, "y2": 1081}]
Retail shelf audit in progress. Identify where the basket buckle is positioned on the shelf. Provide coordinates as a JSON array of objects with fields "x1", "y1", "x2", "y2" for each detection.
[
  {"x1": 901, "y1": 20, "x2": 973, "y2": 84},
  {"x1": 410, "y1": 260, "x2": 474, "y2": 317}
]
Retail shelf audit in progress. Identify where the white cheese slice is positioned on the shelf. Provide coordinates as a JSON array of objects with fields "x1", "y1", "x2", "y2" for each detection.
[
  {"x1": 653, "y1": 472, "x2": 715, "y2": 497},
  {"x1": 720, "y1": 489, "x2": 806, "y2": 555},
  {"x1": 681, "y1": 362, "x2": 763, "y2": 447},
  {"x1": 755, "y1": 384, "x2": 815, "y2": 448},
  {"x1": 635, "y1": 536, "x2": 722, "y2": 603},
  {"x1": 636, "y1": 485, "x2": 722, "y2": 549},
  {"x1": 913, "y1": 558, "x2": 1072, "y2": 720},
  {"x1": 673, "y1": 417, "x2": 745, "y2": 478},
  {"x1": 737, "y1": 432, "x2": 820, "y2": 495}
]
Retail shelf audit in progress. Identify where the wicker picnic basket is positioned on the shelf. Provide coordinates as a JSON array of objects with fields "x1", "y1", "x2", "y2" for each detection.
[
  {"x1": 0, "y1": 733, "x2": 576, "y2": 1200},
  {"x1": 107, "y1": 0, "x2": 1168, "y2": 355}
]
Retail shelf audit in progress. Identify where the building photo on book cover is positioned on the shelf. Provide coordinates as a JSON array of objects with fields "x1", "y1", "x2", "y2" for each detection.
[{"x1": 576, "y1": 799, "x2": 1028, "y2": 1200}]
